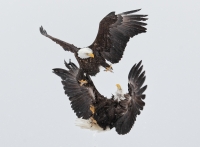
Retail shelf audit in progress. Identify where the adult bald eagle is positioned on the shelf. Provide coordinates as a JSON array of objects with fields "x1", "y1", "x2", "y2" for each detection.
[
  {"x1": 41, "y1": 9, "x2": 148, "y2": 85},
  {"x1": 53, "y1": 60, "x2": 147, "y2": 135}
]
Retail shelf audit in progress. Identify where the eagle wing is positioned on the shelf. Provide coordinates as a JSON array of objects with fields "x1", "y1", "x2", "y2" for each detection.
[
  {"x1": 53, "y1": 61, "x2": 96, "y2": 119},
  {"x1": 114, "y1": 61, "x2": 147, "y2": 134},
  {"x1": 40, "y1": 26, "x2": 78, "y2": 53},
  {"x1": 89, "y1": 9, "x2": 148, "y2": 63}
]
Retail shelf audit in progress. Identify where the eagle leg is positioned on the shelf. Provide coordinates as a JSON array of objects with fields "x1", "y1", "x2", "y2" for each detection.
[
  {"x1": 104, "y1": 64, "x2": 113, "y2": 73},
  {"x1": 90, "y1": 117, "x2": 97, "y2": 127},
  {"x1": 90, "y1": 105, "x2": 95, "y2": 114},
  {"x1": 78, "y1": 79, "x2": 88, "y2": 86}
]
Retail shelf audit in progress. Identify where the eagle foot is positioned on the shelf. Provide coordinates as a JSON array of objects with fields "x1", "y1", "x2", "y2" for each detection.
[
  {"x1": 90, "y1": 105, "x2": 95, "y2": 114},
  {"x1": 78, "y1": 79, "x2": 88, "y2": 86},
  {"x1": 104, "y1": 64, "x2": 113, "y2": 73},
  {"x1": 90, "y1": 117, "x2": 97, "y2": 126}
]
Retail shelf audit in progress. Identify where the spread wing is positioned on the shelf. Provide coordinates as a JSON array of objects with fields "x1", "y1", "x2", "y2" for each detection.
[
  {"x1": 53, "y1": 61, "x2": 96, "y2": 119},
  {"x1": 89, "y1": 9, "x2": 148, "y2": 63},
  {"x1": 40, "y1": 26, "x2": 79, "y2": 53},
  {"x1": 115, "y1": 61, "x2": 147, "y2": 134}
]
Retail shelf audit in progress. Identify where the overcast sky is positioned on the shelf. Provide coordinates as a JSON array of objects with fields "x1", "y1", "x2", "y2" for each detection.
[{"x1": 0, "y1": 0, "x2": 200, "y2": 147}]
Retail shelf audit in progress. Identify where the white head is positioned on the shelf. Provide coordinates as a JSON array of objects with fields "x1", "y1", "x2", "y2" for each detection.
[
  {"x1": 77, "y1": 48, "x2": 94, "y2": 59},
  {"x1": 114, "y1": 84, "x2": 125, "y2": 102}
]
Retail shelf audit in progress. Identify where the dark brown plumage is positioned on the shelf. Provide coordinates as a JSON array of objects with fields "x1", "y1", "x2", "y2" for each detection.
[
  {"x1": 53, "y1": 60, "x2": 147, "y2": 135},
  {"x1": 41, "y1": 9, "x2": 148, "y2": 77}
]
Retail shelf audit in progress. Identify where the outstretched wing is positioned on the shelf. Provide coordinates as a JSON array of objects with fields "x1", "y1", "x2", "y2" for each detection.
[
  {"x1": 89, "y1": 9, "x2": 148, "y2": 63},
  {"x1": 53, "y1": 61, "x2": 95, "y2": 119},
  {"x1": 115, "y1": 61, "x2": 147, "y2": 134},
  {"x1": 40, "y1": 26, "x2": 79, "y2": 53}
]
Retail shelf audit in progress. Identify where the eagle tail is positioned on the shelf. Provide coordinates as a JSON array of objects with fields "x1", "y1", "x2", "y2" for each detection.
[{"x1": 75, "y1": 118, "x2": 110, "y2": 132}]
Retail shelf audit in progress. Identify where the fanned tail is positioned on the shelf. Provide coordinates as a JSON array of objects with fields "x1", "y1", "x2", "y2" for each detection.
[{"x1": 75, "y1": 118, "x2": 110, "y2": 132}]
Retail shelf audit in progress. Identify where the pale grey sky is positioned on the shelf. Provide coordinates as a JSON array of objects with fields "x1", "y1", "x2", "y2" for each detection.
[{"x1": 0, "y1": 0, "x2": 200, "y2": 147}]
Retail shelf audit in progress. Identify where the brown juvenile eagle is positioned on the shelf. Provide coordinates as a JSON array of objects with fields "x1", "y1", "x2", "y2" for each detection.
[
  {"x1": 40, "y1": 9, "x2": 148, "y2": 85},
  {"x1": 53, "y1": 60, "x2": 147, "y2": 135}
]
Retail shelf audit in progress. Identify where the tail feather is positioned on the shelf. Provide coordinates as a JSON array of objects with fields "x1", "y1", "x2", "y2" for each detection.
[{"x1": 75, "y1": 118, "x2": 110, "y2": 132}]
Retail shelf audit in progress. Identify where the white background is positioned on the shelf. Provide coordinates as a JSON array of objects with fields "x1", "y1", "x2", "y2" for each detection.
[{"x1": 0, "y1": 0, "x2": 200, "y2": 146}]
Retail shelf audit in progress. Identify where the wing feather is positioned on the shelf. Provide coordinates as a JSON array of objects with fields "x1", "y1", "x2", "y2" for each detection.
[
  {"x1": 115, "y1": 61, "x2": 147, "y2": 134},
  {"x1": 118, "y1": 9, "x2": 141, "y2": 15},
  {"x1": 40, "y1": 26, "x2": 78, "y2": 53},
  {"x1": 53, "y1": 61, "x2": 96, "y2": 119},
  {"x1": 89, "y1": 9, "x2": 148, "y2": 63}
]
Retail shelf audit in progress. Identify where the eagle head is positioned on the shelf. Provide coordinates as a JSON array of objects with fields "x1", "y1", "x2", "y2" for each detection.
[
  {"x1": 78, "y1": 48, "x2": 94, "y2": 59},
  {"x1": 114, "y1": 84, "x2": 125, "y2": 102}
]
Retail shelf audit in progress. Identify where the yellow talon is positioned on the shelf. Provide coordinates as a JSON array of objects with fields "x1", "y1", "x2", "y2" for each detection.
[
  {"x1": 90, "y1": 117, "x2": 97, "y2": 124},
  {"x1": 78, "y1": 79, "x2": 88, "y2": 86},
  {"x1": 104, "y1": 64, "x2": 113, "y2": 73},
  {"x1": 90, "y1": 105, "x2": 95, "y2": 114}
]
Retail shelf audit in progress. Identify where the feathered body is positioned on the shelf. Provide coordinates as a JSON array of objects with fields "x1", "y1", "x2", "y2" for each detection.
[
  {"x1": 74, "y1": 49, "x2": 107, "y2": 76},
  {"x1": 40, "y1": 9, "x2": 148, "y2": 76},
  {"x1": 53, "y1": 60, "x2": 147, "y2": 135}
]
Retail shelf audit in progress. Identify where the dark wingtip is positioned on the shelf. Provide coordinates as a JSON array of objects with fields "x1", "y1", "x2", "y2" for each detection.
[
  {"x1": 52, "y1": 68, "x2": 69, "y2": 80},
  {"x1": 39, "y1": 25, "x2": 47, "y2": 36},
  {"x1": 119, "y1": 9, "x2": 142, "y2": 15},
  {"x1": 128, "y1": 60, "x2": 144, "y2": 80},
  {"x1": 135, "y1": 60, "x2": 142, "y2": 70},
  {"x1": 52, "y1": 68, "x2": 60, "y2": 72},
  {"x1": 64, "y1": 59, "x2": 71, "y2": 69},
  {"x1": 52, "y1": 68, "x2": 57, "y2": 74},
  {"x1": 134, "y1": 9, "x2": 142, "y2": 12},
  {"x1": 138, "y1": 60, "x2": 142, "y2": 65},
  {"x1": 64, "y1": 59, "x2": 68, "y2": 66}
]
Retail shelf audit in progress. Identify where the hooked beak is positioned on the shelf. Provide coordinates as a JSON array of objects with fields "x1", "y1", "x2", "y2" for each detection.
[
  {"x1": 88, "y1": 53, "x2": 94, "y2": 58},
  {"x1": 116, "y1": 84, "x2": 122, "y2": 90}
]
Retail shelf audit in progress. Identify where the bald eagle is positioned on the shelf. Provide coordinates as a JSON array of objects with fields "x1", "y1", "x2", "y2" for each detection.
[
  {"x1": 41, "y1": 9, "x2": 148, "y2": 85},
  {"x1": 53, "y1": 60, "x2": 147, "y2": 135}
]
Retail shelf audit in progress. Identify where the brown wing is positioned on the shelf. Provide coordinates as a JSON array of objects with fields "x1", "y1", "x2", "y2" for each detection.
[
  {"x1": 40, "y1": 26, "x2": 79, "y2": 53},
  {"x1": 53, "y1": 60, "x2": 96, "y2": 119},
  {"x1": 89, "y1": 9, "x2": 148, "y2": 63},
  {"x1": 115, "y1": 61, "x2": 147, "y2": 134}
]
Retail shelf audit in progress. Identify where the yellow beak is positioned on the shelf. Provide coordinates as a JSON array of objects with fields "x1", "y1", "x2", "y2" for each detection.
[
  {"x1": 89, "y1": 53, "x2": 94, "y2": 58},
  {"x1": 116, "y1": 84, "x2": 122, "y2": 90}
]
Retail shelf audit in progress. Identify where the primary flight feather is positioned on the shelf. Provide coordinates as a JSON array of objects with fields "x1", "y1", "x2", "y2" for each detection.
[
  {"x1": 53, "y1": 60, "x2": 147, "y2": 135},
  {"x1": 40, "y1": 9, "x2": 148, "y2": 85}
]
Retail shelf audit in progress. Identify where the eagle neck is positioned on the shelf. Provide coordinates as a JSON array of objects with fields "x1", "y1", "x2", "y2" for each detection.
[{"x1": 114, "y1": 89, "x2": 125, "y2": 102}]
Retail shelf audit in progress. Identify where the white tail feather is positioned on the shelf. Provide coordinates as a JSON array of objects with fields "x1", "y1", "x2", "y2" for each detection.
[{"x1": 75, "y1": 118, "x2": 110, "y2": 132}]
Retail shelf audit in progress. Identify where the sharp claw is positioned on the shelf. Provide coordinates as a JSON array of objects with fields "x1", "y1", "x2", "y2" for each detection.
[
  {"x1": 78, "y1": 79, "x2": 88, "y2": 86},
  {"x1": 90, "y1": 117, "x2": 97, "y2": 125},
  {"x1": 104, "y1": 64, "x2": 113, "y2": 73}
]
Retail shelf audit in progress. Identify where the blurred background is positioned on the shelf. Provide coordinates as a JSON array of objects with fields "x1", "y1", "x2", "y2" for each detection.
[{"x1": 0, "y1": 0, "x2": 200, "y2": 146}]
